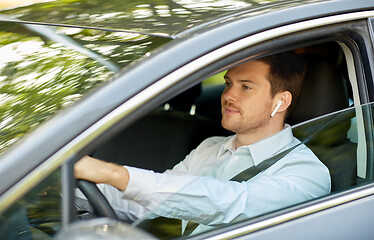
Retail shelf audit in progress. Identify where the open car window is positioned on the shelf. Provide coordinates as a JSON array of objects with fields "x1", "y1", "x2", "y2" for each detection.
[
  {"x1": 130, "y1": 102, "x2": 372, "y2": 238},
  {"x1": 81, "y1": 41, "x2": 367, "y2": 238}
]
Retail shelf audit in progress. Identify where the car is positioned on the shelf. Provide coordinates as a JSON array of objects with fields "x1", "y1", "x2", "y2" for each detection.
[{"x1": 1, "y1": 0, "x2": 374, "y2": 239}]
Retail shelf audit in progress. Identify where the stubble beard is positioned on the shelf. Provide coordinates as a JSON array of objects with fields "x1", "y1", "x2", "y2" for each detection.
[{"x1": 221, "y1": 102, "x2": 273, "y2": 135}]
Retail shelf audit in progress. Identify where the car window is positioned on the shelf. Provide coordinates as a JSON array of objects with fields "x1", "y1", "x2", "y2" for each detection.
[
  {"x1": 90, "y1": 42, "x2": 366, "y2": 238},
  {"x1": 292, "y1": 106, "x2": 365, "y2": 192},
  {"x1": 0, "y1": 168, "x2": 62, "y2": 239}
]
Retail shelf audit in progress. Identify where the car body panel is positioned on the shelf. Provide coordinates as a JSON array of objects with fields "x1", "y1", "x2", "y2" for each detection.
[{"x1": 201, "y1": 187, "x2": 374, "y2": 240}]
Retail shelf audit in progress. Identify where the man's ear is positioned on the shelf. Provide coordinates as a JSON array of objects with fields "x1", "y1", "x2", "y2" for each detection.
[{"x1": 275, "y1": 91, "x2": 292, "y2": 114}]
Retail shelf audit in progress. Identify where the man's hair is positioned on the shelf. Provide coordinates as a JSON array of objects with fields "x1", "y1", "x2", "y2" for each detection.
[{"x1": 257, "y1": 51, "x2": 306, "y2": 117}]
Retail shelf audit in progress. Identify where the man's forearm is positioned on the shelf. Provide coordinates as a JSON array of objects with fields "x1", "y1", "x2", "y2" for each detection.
[{"x1": 74, "y1": 156, "x2": 130, "y2": 191}]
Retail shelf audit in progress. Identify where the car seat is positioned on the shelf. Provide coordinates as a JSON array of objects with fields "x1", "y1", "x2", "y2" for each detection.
[{"x1": 288, "y1": 53, "x2": 357, "y2": 192}]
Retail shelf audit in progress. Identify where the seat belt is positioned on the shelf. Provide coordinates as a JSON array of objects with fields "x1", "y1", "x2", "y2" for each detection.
[
  {"x1": 183, "y1": 143, "x2": 302, "y2": 236},
  {"x1": 231, "y1": 143, "x2": 301, "y2": 182}
]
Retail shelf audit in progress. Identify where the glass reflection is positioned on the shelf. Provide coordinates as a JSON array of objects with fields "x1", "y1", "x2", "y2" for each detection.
[
  {"x1": 0, "y1": 0, "x2": 276, "y2": 35},
  {"x1": 0, "y1": 168, "x2": 62, "y2": 239},
  {"x1": 0, "y1": 21, "x2": 170, "y2": 153}
]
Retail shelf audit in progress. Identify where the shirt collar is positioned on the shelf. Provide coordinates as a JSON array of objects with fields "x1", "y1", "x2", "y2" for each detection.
[
  {"x1": 217, "y1": 136, "x2": 236, "y2": 158},
  {"x1": 217, "y1": 125, "x2": 294, "y2": 164},
  {"x1": 249, "y1": 125, "x2": 294, "y2": 166}
]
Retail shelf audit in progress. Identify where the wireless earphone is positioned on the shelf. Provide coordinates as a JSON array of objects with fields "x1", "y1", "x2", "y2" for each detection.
[{"x1": 270, "y1": 100, "x2": 282, "y2": 117}]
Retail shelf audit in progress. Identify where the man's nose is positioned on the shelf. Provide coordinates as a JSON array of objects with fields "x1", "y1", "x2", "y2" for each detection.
[{"x1": 222, "y1": 86, "x2": 237, "y2": 102}]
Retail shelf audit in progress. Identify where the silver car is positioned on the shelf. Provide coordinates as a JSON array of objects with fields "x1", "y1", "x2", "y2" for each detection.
[{"x1": 1, "y1": 0, "x2": 374, "y2": 239}]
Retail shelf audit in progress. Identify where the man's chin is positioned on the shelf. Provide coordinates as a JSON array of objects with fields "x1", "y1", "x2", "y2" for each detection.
[{"x1": 221, "y1": 121, "x2": 237, "y2": 133}]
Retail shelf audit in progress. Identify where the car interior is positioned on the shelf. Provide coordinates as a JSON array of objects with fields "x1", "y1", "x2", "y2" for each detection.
[
  {"x1": 91, "y1": 41, "x2": 358, "y2": 194},
  {"x1": 0, "y1": 41, "x2": 364, "y2": 239}
]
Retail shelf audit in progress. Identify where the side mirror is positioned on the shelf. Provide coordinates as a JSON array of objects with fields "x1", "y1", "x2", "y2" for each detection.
[{"x1": 55, "y1": 218, "x2": 156, "y2": 240}]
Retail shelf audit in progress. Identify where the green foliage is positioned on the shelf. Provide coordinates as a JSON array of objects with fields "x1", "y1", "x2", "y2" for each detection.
[
  {"x1": 0, "y1": 23, "x2": 169, "y2": 153},
  {"x1": 202, "y1": 70, "x2": 226, "y2": 86},
  {"x1": 0, "y1": 0, "x2": 264, "y2": 35}
]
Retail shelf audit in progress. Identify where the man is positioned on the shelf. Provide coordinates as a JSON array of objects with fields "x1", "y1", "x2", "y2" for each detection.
[{"x1": 75, "y1": 51, "x2": 331, "y2": 234}]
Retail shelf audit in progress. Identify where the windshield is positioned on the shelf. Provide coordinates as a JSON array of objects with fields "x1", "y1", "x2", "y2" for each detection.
[
  {"x1": 0, "y1": 0, "x2": 274, "y2": 37},
  {"x1": 0, "y1": 21, "x2": 170, "y2": 153}
]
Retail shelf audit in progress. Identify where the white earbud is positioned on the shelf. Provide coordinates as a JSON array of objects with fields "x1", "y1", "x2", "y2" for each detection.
[{"x1": 270, "y1": 100, "x2": 282, "y2": 117}]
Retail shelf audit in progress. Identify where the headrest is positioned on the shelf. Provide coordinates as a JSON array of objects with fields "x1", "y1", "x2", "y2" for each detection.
[{"x1": 287, "y1": 54, "x2": 349, "y2": 125}]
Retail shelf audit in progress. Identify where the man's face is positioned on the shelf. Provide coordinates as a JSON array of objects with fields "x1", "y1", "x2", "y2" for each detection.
[{"x1": 221, "y1": 60, "x2": 276, "y2": 134}]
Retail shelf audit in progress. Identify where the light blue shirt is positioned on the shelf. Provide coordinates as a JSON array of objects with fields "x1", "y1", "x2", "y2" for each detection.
[{"x1": 88, "y1": 127, "x2": 331, "y2": 234}]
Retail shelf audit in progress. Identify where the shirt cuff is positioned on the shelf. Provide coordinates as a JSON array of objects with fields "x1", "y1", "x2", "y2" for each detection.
[{"x1": 123, "y1": 166, "x2": 156, "y2": 204}]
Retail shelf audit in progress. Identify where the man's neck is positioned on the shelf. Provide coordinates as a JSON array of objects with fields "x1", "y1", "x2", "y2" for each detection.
[{"x1": 235, "y1": 122, "x2": 284, "y2": 149}]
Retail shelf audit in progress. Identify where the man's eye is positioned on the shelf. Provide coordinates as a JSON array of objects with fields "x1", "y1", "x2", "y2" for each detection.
[
  {"x1": 224, "y1": 82, "x2": 232, "y2": 87},
  {"x1": 243, "y1": 85, "x2": 251, "y2": 90}
]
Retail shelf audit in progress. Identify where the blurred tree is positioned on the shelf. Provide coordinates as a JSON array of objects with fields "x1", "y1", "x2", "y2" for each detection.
[{"x1": 0, "y1": 21, "x2": 169, "y2": 153}]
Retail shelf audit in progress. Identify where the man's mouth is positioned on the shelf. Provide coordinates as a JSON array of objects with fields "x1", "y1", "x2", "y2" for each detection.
[{"x1": 224, "y1": 106, "x2": 240, "y2": 114}]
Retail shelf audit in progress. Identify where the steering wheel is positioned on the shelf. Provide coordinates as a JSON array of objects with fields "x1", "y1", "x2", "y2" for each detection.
[{"x1": 77, "y1": 179, "x2": 118, "y2": 220}]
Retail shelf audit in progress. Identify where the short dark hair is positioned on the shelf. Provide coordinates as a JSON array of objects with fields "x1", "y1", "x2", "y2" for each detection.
[{"x1": 258, "y1": 51, "x2": 306, "y2": 117}]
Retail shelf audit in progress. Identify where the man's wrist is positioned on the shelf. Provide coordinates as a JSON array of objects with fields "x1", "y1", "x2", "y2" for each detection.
[{"x1": 105, "y1": 162, "x2": 129, "y2": 191}]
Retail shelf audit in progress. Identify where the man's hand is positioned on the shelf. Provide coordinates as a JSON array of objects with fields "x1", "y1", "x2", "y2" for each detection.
[{"x1": 74, "y1": 156, "x2": 129, "y2": 191}]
